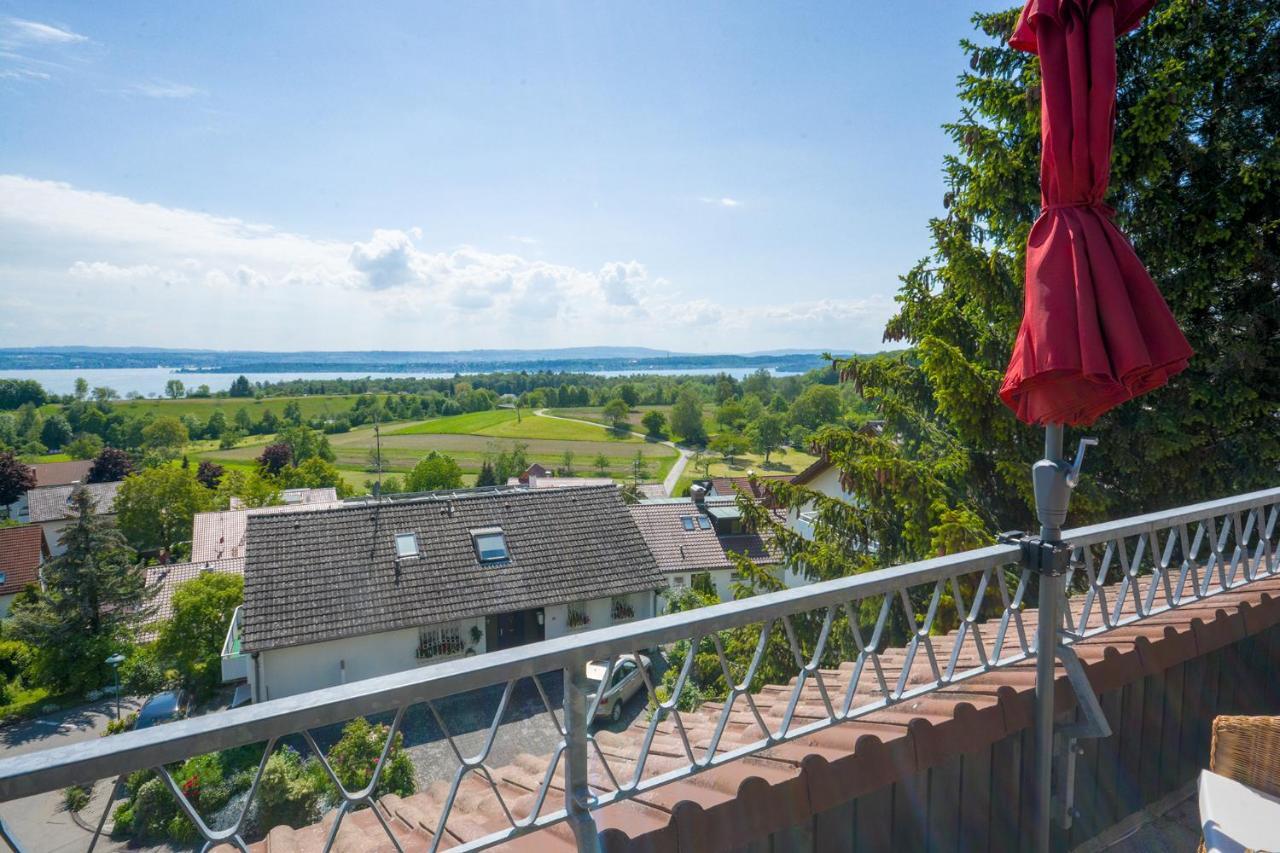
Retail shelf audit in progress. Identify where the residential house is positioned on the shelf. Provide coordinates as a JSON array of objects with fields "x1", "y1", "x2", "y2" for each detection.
[
  {"x1": 0, "y1": 525, "x2": 49, "y2": 617},
  {"x1": 628, "y1": 491, "x2": 784, "y2": 607},
  {"x1": 26, "y1": 481, "x2": 122, "y2": 556},
  {"x1": 513, "y1": 476, "x2": 616, "y2": 489},
  {"x1": 191, "y1": 487, "x2": 344, "y2": 563},
  {"x1": 515, "y1": 463, "x2": 551, "y2": 484},
  {"x1": 787, "y1": 455, "x2": 859, "y2": 540},
  {"x1": 231, "y1": 485, "x2": 663, "y2": 701},
  {"x1": 2, "y1": 460, "x2": 93, "y2": 522},
  {"x1": 705, "y1": 473, "x2": 793, "y2": 501},
  {"x1": 227, "y1": 486, "x2": 338, "y2": 511},
  {"x1": 142, "y1": 558, "x2": 244, "y2": 641}
]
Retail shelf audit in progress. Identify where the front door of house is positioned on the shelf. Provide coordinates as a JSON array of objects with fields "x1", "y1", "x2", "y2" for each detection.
[{"x1": 486, "y1": 608, "x2": 545, "y2": 651}]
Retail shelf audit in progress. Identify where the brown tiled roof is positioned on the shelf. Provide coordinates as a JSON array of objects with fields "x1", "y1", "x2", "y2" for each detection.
[
  {"x1": 250, "y1": 571, "x2": 1280, "y2": 852},
  {"x1": 0, "y1": 525, "x2": 47, "y2": 596},
  {"x1": 25, "y1": 481, "x2": 121, "y2": 523},
  {"x1": 708, "y1": 475, "x2": 792, "y2": 500},
  {"x1": 789, "y1": 456, "x2": 831, "y2": 487},
  {"x1": 628, "y1": 498, "x2": 778, "y2": 572},
  {"x1": 142, "y1": 558, "x2": 244, "y2": 636},
  {"x1": 240, "y1": 486, "x2": 664, "y2": 653},
  {"x1": 191, "y1": 498, "x2": 345, "y2": 563},
  {"x1": 29, "y1": 460, "x2": 92, "y2": 488}
]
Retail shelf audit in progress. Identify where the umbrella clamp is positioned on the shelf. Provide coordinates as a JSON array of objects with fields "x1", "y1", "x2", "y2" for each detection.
[{"x1": 997, "y1": 530, "x2": 1072, "y2": 576}]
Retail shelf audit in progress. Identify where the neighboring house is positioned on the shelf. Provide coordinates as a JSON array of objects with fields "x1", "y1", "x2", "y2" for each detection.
[
  {"x1": 0, "y1": 525, "x2": 49, "y2": 617},
  {"x1": 511, "y1": 476, "x2": 616, "y2": 489},
  {"x1": 3, "y1": 460, "x2": 93, "y2": 522},
  {"x1": 26, "y1": 481, "x2": 122, "y2": 556},
  {"x1": 705, "y1": 473, "x2": 793, "y2": 501},
  {"x1": 227, "y1": 486, "x2": 338, "y2": 511},
  {"x1": 629, "y1": 493, "x2": 783, "y2": 607},
  {"x1": 515, "y1": 463, "x2": 551, "y2": 484},
  {"x1": 788, "y1": 455, "x2": 859, "y2": 540},
  {"x1": 231, "y1": 485, "x2": 664, "y2": 701},
  {"x1": 141, "y1": 558, "x2": 245, "y2": 642},
  {"x1": 191, "y1": 490, "x2": 345, "y2": 563}
]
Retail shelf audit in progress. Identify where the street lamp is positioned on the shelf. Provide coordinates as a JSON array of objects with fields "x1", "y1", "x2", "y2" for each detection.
[{"x1": 105, "y1": 653, "x2": 125, "y2": 720}]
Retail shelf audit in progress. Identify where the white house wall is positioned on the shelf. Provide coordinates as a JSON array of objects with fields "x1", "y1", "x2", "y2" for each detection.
[{"x1": 251, "y1": 591, "x2": 656, "y2": 700}]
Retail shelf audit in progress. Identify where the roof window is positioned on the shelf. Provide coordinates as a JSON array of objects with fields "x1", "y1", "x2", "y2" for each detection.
[
  {"x1": 681, "y1": 516, "x2": 695, "y2": 531},
  {"x1": 473, "y1": 528, "x2": 509, "y2": 562},
  {"x1": 394, "y1": 533, "x2": 419, "y2": 558},
  {"x1": 696, "y1": 516, "x2": 712, "y2": 530}
]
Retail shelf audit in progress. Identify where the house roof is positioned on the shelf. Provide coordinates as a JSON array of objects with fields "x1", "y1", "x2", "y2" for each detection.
[
  {"x1": 707, "y1": 474, "x2": 793, "y2": 500},
  {"x1": 143, "y1": 558, "x2": 245, "y2": 630},
  {"x1": 25, "y1": 481, "x2": 122, "y2": 523},
  {"x1": 227, "y1": 486, "x2": 337, "y2": 511},
  {"x1": 28, "y1": 460, "x2": 93, "y2": 488},
  {"x1": 627, "y1": 497, "x2": 778, "y2": 573},
  {"x1": 240, "y1": 485, "x2": 664, "y2": 653},
  {"x1": 505, "y1": 477, "x2": 617, "y2": 489},
  {"x1": 0, "y1": 525, "x2": 47, "y2": 596},
  {"x1": 191, "y1": 494, "x2": 346, "y2": 563}
]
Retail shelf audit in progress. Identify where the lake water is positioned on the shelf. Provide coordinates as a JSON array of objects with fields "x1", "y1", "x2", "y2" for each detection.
[{"x1": 0, "y1": 366, "x2": 797, "y2": 398}]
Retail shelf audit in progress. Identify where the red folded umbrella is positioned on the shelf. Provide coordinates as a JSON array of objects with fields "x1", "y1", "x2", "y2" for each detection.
[{"x1": 999, "y1": 0, "x2": 1193, "y2": 426}]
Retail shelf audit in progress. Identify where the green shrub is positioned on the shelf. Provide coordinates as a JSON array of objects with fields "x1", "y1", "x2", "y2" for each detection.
[
  {"x1": 102, "y1": 712, "x2": 138, "y2": 736},
  {"x1": 256, "y1": 747, "x2": 325, "y2": 830},
  {"x1": 0, "y1": 640, "x2": 30, "y2": 681},
  {"x1": 63, "y1": 784, "x2": 91, "y2": 812},
  {"x1": 119, "y1": 647, "x2": 165, "y2": 696},
  {"x1": 325, "y1": 718, "x2": 415, "y2": 799},
  {"x1": 111, "y1": 803, "x2": 133, "y2": 835}
]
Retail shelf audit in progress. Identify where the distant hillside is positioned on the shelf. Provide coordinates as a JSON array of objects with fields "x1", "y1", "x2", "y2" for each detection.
[{"x1": 0, "y1": 346, "x2": 841, "y2": 375}]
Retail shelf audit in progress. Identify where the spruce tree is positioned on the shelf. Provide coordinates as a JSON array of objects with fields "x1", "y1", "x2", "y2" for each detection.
[{"x1": 9, "y1": 490, "x2": 154, "y2": 694}]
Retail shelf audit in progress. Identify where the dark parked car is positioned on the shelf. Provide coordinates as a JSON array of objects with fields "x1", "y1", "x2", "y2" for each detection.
[{"x1": 133, "y1": 690, "x2": 188, "y2": 730}]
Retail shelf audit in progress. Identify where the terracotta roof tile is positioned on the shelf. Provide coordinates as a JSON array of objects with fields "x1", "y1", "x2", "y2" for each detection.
[
  {"x1": 0, "y1": 525, "x2": 47, "y2": 596},
  {"x1": 143, "y1": 558, "x2": 245, "y2": 628},
  {"x1": 28, "y1": 460, "x2": 92, "y2": 488},
  {"x1": 191, "y1": 497, "x2": 345, "y2": 563}
]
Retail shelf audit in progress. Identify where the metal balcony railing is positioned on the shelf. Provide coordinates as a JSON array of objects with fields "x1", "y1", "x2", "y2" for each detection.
[{"x1": 0, "y1": 487, "x2": 1276, "y2": 852}]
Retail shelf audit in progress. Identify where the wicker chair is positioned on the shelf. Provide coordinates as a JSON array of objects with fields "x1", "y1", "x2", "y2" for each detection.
[{"x1": 1200, "y1": 715, "x2": 1280, "y2": 852}]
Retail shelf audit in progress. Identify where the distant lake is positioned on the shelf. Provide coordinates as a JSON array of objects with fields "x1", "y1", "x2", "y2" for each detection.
[{"x1": 0, "y1": 366, "x2": 798, "y2": 398}]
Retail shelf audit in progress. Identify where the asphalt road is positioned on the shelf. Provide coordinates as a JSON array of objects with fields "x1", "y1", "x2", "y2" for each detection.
[{"x1": 0, "y1": 697, "x2": 145, "y2": 853}]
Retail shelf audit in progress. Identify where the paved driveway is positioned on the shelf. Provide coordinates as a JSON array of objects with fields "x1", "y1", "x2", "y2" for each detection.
[
  {"x1": 405, "y1": 656, "x2": 667, "y2": 788},
  {"x1": 0, "y1": 698, "x2": 147, "y2": 853}
]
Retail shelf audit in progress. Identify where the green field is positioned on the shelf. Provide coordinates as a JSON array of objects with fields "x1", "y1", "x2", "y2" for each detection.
[
  {"x1": 548, "y1": 404, "x2": 717, "y2": 436},
  {"x1": 112, "y1": 394, "x2": 374, "y2": 420},
  {"x1": 392, "y1": 409, "x2": 640, "y2": 442},
  {"x1": 195, "y1": 409, "x2": 679, "y2": 490}
]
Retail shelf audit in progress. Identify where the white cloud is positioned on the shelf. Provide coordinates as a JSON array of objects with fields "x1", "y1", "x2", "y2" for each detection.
[
  {"x1": 0, "y1": 68, "x2": 49, "y2": 81},
  {"x1": 0, "y1": 175, "x2": 895, "y2": 351},
  {"x1": 126, "y1": 80, "x2": 203, "y2": 99},
  {"x1": 699, "y1": 196, "x2": 742, "y2": 208},
  {"x1": 507, "y1": 234, "x2": 539, "y2": 245},
  {"x1": 3, "y1": 18, "x2": 87, "y2": 46}
]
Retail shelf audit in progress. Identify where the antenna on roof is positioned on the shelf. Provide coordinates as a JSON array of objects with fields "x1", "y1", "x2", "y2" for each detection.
[{"x1": 373, "y1": 411, "x2": 384, "y2": 501}]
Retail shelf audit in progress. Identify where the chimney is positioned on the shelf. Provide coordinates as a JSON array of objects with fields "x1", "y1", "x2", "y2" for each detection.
[{"x1": 690, "y1": 483, "x2": 707, "y2": 506}]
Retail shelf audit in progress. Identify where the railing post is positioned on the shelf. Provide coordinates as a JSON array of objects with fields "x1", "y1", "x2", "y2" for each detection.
[{"x1": 563, "y1": 664, "x2": 602, "y2": 853}]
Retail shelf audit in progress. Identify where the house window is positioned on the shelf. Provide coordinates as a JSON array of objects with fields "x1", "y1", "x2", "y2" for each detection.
[
  {"x1": 0, "y1": 572, "x2": 6, "y2": 585},
  {"x1": 611, "y1": 596, "x2": 635, "y2": 622},
  {"x1": 416, "y1": 624, "x2": 463, "y2": 660},
  {"x1": 696, "y1": 516, "x2": 712, "y2": 530},
  {"x1": 394, "y1": 533, "x2": 419, "y2": 558},
  {"x1": 567, "y1": 603, "x2": 591, "y2": 629},
  {"x1": 672, "y1": 576, "x2": 686, "y2": 587},
  {"x1": 681, "y1": 516, "x2": 695, "y2": 531},
  {"x1": 472, "y1": 529, "x2": 509, "y2": 562}
]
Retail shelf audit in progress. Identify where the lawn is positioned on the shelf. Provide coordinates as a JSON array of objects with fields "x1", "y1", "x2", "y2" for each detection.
[
  {"x1": 392, "y1": 409, "x2": 639, "y2": 443},
  {"x1": 112, "y1": 394, "x2": 374, "y2": 421},
  {"x1": 194, "y1": 413, "x2": 678, "y2": 488},
  {"x1": 549, "y1": 405, "x2": 717, "y2": 438},
  {"x1": 694, "y1": 448, "x2": 820, "y2": 479}
]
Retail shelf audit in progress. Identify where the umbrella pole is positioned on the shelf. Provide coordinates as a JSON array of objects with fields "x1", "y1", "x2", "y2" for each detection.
[{"x1": 1034, "y1": 423, "x2": 1065, "y2": 853}]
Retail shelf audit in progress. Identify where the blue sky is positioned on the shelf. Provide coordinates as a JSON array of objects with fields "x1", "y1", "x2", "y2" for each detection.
[{"x1": 0, "y1": 1, "x2": 1012, "y2": 352}]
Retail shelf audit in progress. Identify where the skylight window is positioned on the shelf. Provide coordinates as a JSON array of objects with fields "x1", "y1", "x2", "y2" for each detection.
[
  {"x1": 394, "y1": 533, "x2": 419, "y2": 558},
  {"x1": 473, "y1": 529, "x2": 509, "y2": 562},
  {"x1": 681, "y1": 516, "x2": 695, "y2": 531},
  {"x1": 696, "y1": 516, "x2": 712, "y2": 530}
]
